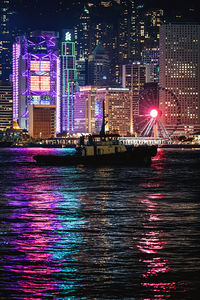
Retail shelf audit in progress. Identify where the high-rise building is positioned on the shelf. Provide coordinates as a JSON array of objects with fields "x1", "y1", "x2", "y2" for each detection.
[
  {"x1": 74, "y1": 5, "x2": 118, "y2": 85},
  {"x1": 74, "y1": 6, "x2": 91, "y2": 60},
  {"x1": 141, "y1": 47, "x2": 159, "y2": 82},
  {"x1": 12, "y1": 31, "x2": 61, "y2": 131},
  {"x1": 159, "y1": 24, "x2": 200, "y2": 135},
  {"x1": 88, "y1": 44, "x2": 110, "y2": 86},
  {"x1": 95, "y1": 87, "x2": 133, "y2": 135},
  {"x1": 0, "y1": 82, "x2": 13, "y2": 130},
  {"x1": 76, "y1": 54, "x2": 87, "y2": 86},
  {"x1": 136, "y1": 5, "x2": 165, "y2": 58},
  {"x1": 0, "y1": 0, "x2": 13, "y2": 82},
  {"x1": 74, "y1": 86, "x2": 132, "y2": 135},
  {"x1": 122, "y1": 62, "x2": 150, "y2": 106},
  {"x1": 29, "y1": 104, "x2": 56, "y2": 139},
  {"x1": 61, "y1": 29, "x2": 78, "y2": 133},
  {"x1": 118, "y1": 0, "x2": 136, "y2": 64},
  {"x1": 74, "y1": 86, "x2": 97, "y2": 133}
]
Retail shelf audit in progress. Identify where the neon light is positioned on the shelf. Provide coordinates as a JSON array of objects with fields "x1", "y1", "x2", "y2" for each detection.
[
  {"x1": 31, "y1": 61, "x2": 40, "y2": 71},
  {"x1": 41, "y1": 61, "x2": 50, "y2": 72},
  {"x1": 40, "y1": 76, "x2": 50, "y2": 91},
  {"x1": 14, "y1": 33, "x2": 60, "y2": 130},
  {"x1": 31, "y1": 61, "x2": 50, "y2": 72},
  {"x1": 56, "y1": 56, "x2": 61, "y2": 133},
  {"x1": 13, "y1": 42, "x2": 20, "y2": 121},
  {"x1": 65, "y1": 32, "x2": 72, "y2": 41},
  {"x1": 61, "y1": 37, "x2": 78, "y2": 132},
  {"x1": 30, "y1": 76, "x2": 50, "y2": 91}
]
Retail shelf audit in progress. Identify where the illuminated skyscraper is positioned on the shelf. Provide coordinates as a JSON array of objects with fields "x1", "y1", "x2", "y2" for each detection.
[
  {"x1": 118, "y1": 0, "x2": 136, "y2": 63},
  {"x1": 95, "y1": 87, "x2": 133, "y2": 135},
  {"x1": 0, "y1": 0, "x2": 12, "y2": 82},
  {"x1": 12, "y1": 31, "x2": 61, "y2": 131},
  {"x1": 74, "y1": 86, "x2": 132, "y2": 135},
  {"x1": 74, "y1": 6, "x2": 91, "y2": 60},
  {"x1": 61, "y1": 29, "x2": 78, "y2": 133},
  {"x1": 122, "y1": 62, "x2": 150, "y2": 106},
  {"x1": 29, "y1": 105, "x2": 56, "y2": 139},
  {"x1": 88, "y1": 44, "x2": 110, "y2": 86},
  {"x1": 0, "y1": 82, "x2": 13, "y2": 130},
  {"x1": 74, "y1": 4, "x2": 119, "y2": 85},
  {"x1": 74, "y1": 86, "x2": 98, "y2": 134},
  {"x1": 159, "y1": 24, "x2": 200, "y2": 135},
  {"x1": 141, "y1": 47, "x2": 159, "y2": 82}
]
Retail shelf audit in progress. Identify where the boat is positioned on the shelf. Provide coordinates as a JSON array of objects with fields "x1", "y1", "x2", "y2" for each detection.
[
  {"x1": 33, "y1": 102, "x2": 157, "y2": 166},
  {"x1": 33, "y1": 134, "x2": 157, "y2": 166}
]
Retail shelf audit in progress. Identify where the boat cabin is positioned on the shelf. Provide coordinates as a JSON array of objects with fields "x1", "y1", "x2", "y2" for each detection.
[{"x1": 77, "y1": 134, "x2": 127, "y2": 157}]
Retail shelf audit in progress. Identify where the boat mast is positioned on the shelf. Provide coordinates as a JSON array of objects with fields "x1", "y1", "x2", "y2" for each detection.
[{"x1": 100, "y1": 101, "x2": 107, "y2": 135}]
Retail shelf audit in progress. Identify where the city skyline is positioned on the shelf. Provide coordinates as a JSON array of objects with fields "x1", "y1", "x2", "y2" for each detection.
[{"x1": 1, "y1": 0, "x2": 200, "y2": 139}]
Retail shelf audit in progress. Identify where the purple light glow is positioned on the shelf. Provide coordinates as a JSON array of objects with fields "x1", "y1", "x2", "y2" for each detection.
[
  {"x1": 56, "y1": 56, "x2": 61, "y2": 133},
  {"x1": 13, "y1": 42, "x2": 20, "y2": 121}
]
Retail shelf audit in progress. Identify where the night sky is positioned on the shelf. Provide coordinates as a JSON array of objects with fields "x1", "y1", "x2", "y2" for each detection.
[{"x1": 11, "y1": 0, "x2": 200, "y2": 32}]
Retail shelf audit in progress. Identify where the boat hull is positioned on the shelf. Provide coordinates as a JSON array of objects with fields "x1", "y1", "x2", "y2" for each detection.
[{"x1": 33, "y1": 146, "x2": 157, "y2": 166}]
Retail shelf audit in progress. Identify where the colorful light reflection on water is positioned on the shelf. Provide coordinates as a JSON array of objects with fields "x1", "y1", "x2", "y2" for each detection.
[{"x1": 0, "y1": 148, "x2": 200, "y2": 299}]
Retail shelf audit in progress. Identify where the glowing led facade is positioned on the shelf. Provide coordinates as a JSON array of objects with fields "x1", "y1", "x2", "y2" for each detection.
[
  {"x1": 12, "y1": 31, "x2": 61, "y2": 131},
  {"x1": 61, "y1": 30, "x2": 78, "y2": 133}
]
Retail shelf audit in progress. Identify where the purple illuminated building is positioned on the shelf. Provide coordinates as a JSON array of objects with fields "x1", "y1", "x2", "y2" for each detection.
[{"x1": 13, "y1": 31, "x2": 61, "y2": 132}]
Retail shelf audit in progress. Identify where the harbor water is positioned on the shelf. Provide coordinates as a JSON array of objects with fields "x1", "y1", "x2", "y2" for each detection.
[{"x1": 0, "y1": 147, "x2": 200, "y2": 299}]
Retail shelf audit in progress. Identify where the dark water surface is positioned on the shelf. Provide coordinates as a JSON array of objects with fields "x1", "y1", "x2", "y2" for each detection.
[{"x1": 0, "y1": 148, "x2": 200, "y2": 299}]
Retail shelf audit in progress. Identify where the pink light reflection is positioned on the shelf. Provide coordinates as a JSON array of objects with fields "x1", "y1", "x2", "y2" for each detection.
[
  {"x1": 132, "y1": 192, "x2": 180, "y2": 298},
  {"x1": 8, "y1": 169, "x2": 62, "y2": 297}
]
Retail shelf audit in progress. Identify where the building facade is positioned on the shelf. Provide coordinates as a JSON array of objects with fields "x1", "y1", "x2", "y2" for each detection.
[
  {"x1": 0, "y1": 0, "x2": 13, "y2": 82},
  {"x1": 0, "y1": 82, "x2": 13, "y2": 130},
  {"x1": 13, "y1": 31, "x2": 60, "y2": 131},
  {"x1": 61, "y1": 29, "x2": 78, "y2": 133},
  {"x1": 95, "y1": 88, "x2": 133, "y2": 136},
  {"x1": 88, "y1": 44, "x2": 110, "y2": 86},
  {"x1": 141, "y1": 47, "x2": 159, "y2": 82},
  {"x1": 74, "y1": 86, "x2": 132, "y2": 136},
  {"x1": 159, "y1": 24, "x2": 200, "y2": 135},
  {"x1": 29, "y1": 104, "x2": 56, "y2": 139},
  {"x1": 74, "y1": 86, "x2": 97, "y2": 134}
]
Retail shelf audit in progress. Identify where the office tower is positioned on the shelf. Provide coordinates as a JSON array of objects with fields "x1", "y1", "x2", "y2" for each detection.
[
  {"x1": 122, "y1": 62, "x2": 150, "y2": 107},
  {"x1": 141, "y1": 47, "x2": 159, "y2": 82},
  {"x1": 0, "y1": 82, "x2": 13, "y2": 130},
  {"x1": 74, "y1": 86, "x2": 98, "y2": 133},
  {"x1": 95, "y1": 88, "x2": 133, "y2": 135},
  {"x1": 76, "y1": 54, "x2": 87, "y2": 86},
  {"x1": 29, "y1": 105, "x2": 56, "y2": 139},
  {"x1": 74, "y1": 6, "x2": 91, "y2": 60},
  {"x1": 0, "y1": 0, "x2": 13, "y2": 82},
  {"x1": 74, "y1": 5, "x2": 118, "y2": 85},
  {"x1": 118, "y1": 0, "x2": 136, "y2": 64},
  {"x1": 136, "y1": 6, "x2": 164, "y2": 55},
  {"x1": 74, "y1": 86, "x2": 132, "y2": 135},
  {"x1": 88, "y1": 44, "x2": 110, "y2": 86},
  {"x1": 13, "y1": 31, "x2": 60, "y2": 131},
  {"x1": 61, "y1": 29, "x2": 78, "y2": 133},
  {"x1": 159, "y1": 24, "x2": 200, "y2": 135}
]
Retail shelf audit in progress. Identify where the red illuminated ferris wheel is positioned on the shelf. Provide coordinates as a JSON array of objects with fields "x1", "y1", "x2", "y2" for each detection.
[{"x1": 133, "y1": 85, "x2": 181, "y2": 138}]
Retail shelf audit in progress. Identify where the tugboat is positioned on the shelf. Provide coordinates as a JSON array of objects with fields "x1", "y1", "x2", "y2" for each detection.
[
  {"x1": 33, "y1": 103, "x2": 157, "y2": 166},
  {"x1": 33, "y1": 134, "x2": 157, "y2": 166}
]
